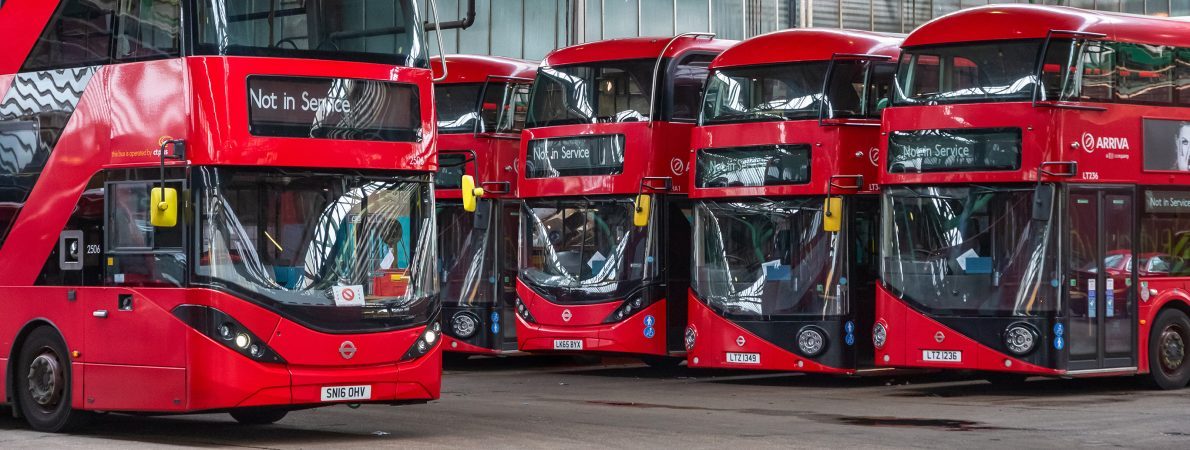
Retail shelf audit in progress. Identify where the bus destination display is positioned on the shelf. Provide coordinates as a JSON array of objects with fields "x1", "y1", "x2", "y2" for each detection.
[
  {"x1": 525, "y1": 134, "x2": 626, "y2": 178},
  {"x1": 696, "y1": 144, "x2": 811, "y2": 188},
  {"x1": 887, "y1": 128, "x2": 1021, "y2": 173},
  {"x1": 248, "y1": 76, "x2": 420, "y2": 142}
]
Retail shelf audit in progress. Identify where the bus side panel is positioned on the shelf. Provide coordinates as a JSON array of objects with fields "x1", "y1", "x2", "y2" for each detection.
[
  {"x1": 0, "y1": 0, "x2": 57, "y2": 75},
  {"x1": 79, "y1": 288, "x2": 188, "y2": 411},
  {"x1": 84, "y1": 365, "x2": 186, "y2": 411},
  {"x1": 0, "y1": 287, "x2": 89, "y2": 408},
  {"x1": 106, "y1": 59, "x2": 189, "y2": 166}
]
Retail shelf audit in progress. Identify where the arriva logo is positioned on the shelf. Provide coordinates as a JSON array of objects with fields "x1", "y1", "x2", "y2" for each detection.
[{"x1": 1081, "y1": 132, "x2": 1130, "y2": 153}]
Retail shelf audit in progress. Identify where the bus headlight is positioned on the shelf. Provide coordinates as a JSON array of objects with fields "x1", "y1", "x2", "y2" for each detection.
[
  {"x1": 684, "y1": 326, "x2": 697, "y2": 351},
  {"x1": 797, "y1": 326, "x2": 828, "y2": 357},
  {"x1": 451, "y1": 312, "x2": 479, "y2": 339},
  {"x1": 402, "y1": 321, "x2": 442, "y2": 362},
  {"x1": 1004, "y1": 323, "x2": 1038, "y2": 356},
  {"x1": 234, "y1": 333, "x2": 251, "y2": 349},
  {"x1": 603, "y1": 295, "x2": 652, "y2": 324},
  {"x1": 172, "y1": 305, "x2": 285, "y2": 364},
  {"x1": 516, "y1": 299, "x2": 536, "y2": 323},
  {"x1": 873, "y1": 322, "x2": 887, "y2": 349}
]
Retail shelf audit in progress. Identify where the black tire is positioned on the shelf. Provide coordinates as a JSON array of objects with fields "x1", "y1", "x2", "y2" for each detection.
[
  {"x1": 15, "y1": 326, "x2": 91, "y2": 432},
  {"x1": 1147, "y1": 308, "x2": 1190, "y2": 390},
  {"x1": 570, "y1": 355, "x2": 602, "y2": 365},
  {"x1": 641, "y1": 355, "x2": 682, "y2": 369},
  {"x1": 983, "y1": 373, "x2": 1029, "y2": 387},
  {"x1": 229, "y1": 408, "x2": 289, "y2": 425},
  {"x1": 442, "y1": 353, "x2": 471, "y2": 366}
]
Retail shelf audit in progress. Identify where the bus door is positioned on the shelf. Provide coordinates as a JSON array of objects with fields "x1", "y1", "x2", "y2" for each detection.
[
  {"x1": 497, "y1": 200, "x2": 520, "y2": 350},
  {"x1": 1066, "y1": 186, "x2": 1137, "y2": 372},
  {"x1": 86, "y1": 179, "x2": 188, "y2": 410},
  {"x1": 664, "y1": 196, "x2": 692, "y2": 353}
]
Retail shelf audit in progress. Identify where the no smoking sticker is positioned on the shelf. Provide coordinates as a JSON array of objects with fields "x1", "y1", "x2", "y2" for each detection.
[{"x1": 333, "y1": 285, "x2": 365, "y2": 307}]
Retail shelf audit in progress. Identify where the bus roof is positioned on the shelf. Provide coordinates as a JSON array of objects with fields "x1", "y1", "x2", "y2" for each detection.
[
  {"x1": 904, "y1": 4, "x2": 1190, "y2": 48},
  {"x1": 541, "y1": 36, "x2": 736, "y2": 67},
  {"x1": 711, "y1": 29, "x2": 903, "y2": 69},
  {"x1": 431, "y1": 54, "x2": 538, "y2": 84}
]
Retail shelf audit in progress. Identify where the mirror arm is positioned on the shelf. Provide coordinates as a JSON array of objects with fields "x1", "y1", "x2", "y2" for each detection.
[
  {"x1": 825, "y1": 175, "x2": 864, "y2": 217},
  {"x1": 158, "y1": 139, "x2": 186, "y2": 192}
]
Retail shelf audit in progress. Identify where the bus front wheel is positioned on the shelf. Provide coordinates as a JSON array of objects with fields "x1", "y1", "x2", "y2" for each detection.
[
  {"x1": 1148, "y1": 308, "x2": 1190, "y2": 390},
  {"x1": 15, "y1": 326, "x2": 92, "y2": 432}
]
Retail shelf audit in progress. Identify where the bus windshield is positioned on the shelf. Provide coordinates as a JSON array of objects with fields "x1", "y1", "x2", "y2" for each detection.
[
  {"x1": 194, "y1": 168, "x2": 438, "y2": 332},
  {"x1": 438, "y1": 201, "x2": 496, "y2": 306},
  {"x1": 526, "y1": 59, "x2": 656, "y2": 127},
  {"x1": 692, "y1": 199, "x2": 846, "y2": 317},
  {"x1": 882, "y1": 185, "x2": 1058, "y2": 317},
  {"x1": 520, "y1": 198, "x2": 656, "y2": 304},
  {"x1": 194, "y1": 0, "x2": 427, "y2": 67},
  {"x1": 893, "y1": 40, "x2": 1045, "y2": 105},
  {"x1": 701, "y1": 61, "x2": 891, "y2": 125}
]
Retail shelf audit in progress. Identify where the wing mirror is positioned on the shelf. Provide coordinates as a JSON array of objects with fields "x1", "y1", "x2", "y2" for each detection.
[
  {"x1": 823, "y1": 197, "x2": 843, "y2": 232},
  {"x1": 150, "y1": 187, "x2": 178, "y2": 227},
  {"x1": 1032, "y1": 184, "x2": 1055, "y2": 222},
  {"x1": 633, "y1": 193, "x2": 652, "y2": 227},
  {"x1": 461, "y1": 174, "x2": 485, "y2": 212}
]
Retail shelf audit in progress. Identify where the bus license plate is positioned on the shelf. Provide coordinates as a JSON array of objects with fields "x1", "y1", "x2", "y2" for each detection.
[
  {"x1": 553, "y1": 339, "x2": 583, "y2": 350},
  {"x1": 922, "y1": 350, "x2": 962, "y2": 362},
  {"x1": 321, "y1": 385, "x2": 372, "y2": 402},
  {"x1": 725, "y1": 352, "x2": 760, "y2": 364}
]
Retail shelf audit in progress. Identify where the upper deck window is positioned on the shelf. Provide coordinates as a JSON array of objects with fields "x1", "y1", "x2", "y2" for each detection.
[
  {"x1": 194, "y1": 0, "x2": 427, "y2": 68},
  {"x1": 23, "y1": 0, "x2": 115, "y2": 71},
  {"x1": 526, "y1": 59, "x2": 655, "y2": 127},
  {"x1": 22, "y1": 0, "x2": 182, "y2": 71},
  {"x1": 893, "y1": 40, "x2": 1049, "y2": 106},
  {"x1": 1051, "y1": 41, "x2": 1187, "y2": 106},
  {"x1": 701, "y1": 60, "x2": 893, "y2": 125}
]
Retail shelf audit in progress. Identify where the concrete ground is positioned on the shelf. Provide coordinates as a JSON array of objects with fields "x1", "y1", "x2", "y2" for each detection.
[{"x1": 1, "y1": 356, "x2": 1188, "y2": 449}]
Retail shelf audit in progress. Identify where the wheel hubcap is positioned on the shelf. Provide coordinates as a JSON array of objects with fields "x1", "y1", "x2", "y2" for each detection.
[
  {"x1": 27, "y1": 351, "x2": 62, "y2": 407},
  {"x1": 1159, "y1": 325, "x2": 1186, "y2": 375}
]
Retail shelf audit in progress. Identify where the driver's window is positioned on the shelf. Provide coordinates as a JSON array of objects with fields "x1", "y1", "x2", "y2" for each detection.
[
  {"x1": 105, "y1": 179, "x2": 186, "y2": 287},
  {"x1": 484, "y1": 82, "x2": 531, "y2": 133}
]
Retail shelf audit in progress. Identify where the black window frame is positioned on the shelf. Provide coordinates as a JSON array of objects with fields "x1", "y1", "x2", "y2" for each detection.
[{"x1": 663, "y1": 51, "x2": 717, "y2": 123}]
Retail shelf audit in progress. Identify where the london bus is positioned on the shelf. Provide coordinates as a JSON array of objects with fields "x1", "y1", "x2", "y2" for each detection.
[
  {"x1": 0, "y1": 0, "x2": 454, "y2": 431},
  {"x1": 876, "y1": 4, "x2": 1190, "y2": 389},
  {"x1": 514, "y1": 35, "x2": 734, "y2": 366},
  {"x1": 432, "y1": 55, "x2": 536, "y2": 359},
  {"x1": 685, "y1": 29, "x2": 901, "y2": 373}
]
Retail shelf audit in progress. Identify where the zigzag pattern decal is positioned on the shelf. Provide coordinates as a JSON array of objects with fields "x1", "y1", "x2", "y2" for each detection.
[
  {"x1": 0, "y1": 67, "x2": 97, "y2": 117},
  {"x1": 0, "y1": 66, "x2": 98, "y2": 175},
  {"x1": 0, "y1": 66, "x2": 100, "y2": 245}
]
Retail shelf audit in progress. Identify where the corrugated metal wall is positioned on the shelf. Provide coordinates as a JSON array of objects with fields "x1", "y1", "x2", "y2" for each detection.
[{"x1": 424, "y1": 0, "x2": 1189, "y2": 61}]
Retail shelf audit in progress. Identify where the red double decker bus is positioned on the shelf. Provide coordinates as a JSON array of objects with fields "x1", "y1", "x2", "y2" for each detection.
[
  {"x1": 514, "y1": 35, "x2": 733, "y2": 366},
  {"x1": 876, "y1": 5, "x2": 1190, "y2": 388},
  {"x1": 0, "y1": 0, "x2": 450, "y2": 431},
  {"x1": 685, "y1": 29, "x2": 901, "y2": 373},
  {"x1": 432, "y1": 55, "x2": 536, "y2": 358}
]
